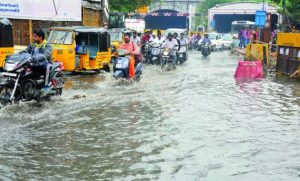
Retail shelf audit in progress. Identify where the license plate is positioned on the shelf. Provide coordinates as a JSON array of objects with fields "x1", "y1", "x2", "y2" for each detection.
[
  {"x1": 116, "y1": 63, "x2": 123, "y2": 69},
  {"x1": 2, "y1": 72, "x2": 17, "y2": 77}
]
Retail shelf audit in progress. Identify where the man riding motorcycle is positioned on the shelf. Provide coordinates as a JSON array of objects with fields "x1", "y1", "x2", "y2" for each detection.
[
  {"x1": 149, "y1": 32, "x2": 159, "y2": 44},
  {"x1": 131, "y1": 31, "x2": 141, "y2": 46},
  {"x1": 201, "y1": 34, "x2": 212, "y2": 54},
  {"x1": 21, "y1": 29, "x2": 52, "y2": 92},
  {"x1": 118, "y1": 33, "x2": 140, "y2": 78},
  {"x1": 157, "y1": 31, "x2": 165, "y2": 44},
  {"x1": 162, "y1": 33, "x2": 178, "y2": 68},
  {"x1": 173, "y1": 32, "x2": 181, "y2": 51},
  {"x1": 179, "y1": 32, "x2": 188, "y2": 47}
]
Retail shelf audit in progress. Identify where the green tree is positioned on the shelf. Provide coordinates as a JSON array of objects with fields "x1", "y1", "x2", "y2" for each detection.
[
  {"x1": 271, "y1": 0, "x2": 300, "y2": 23},
  {"x1": 109, "y1": 0, "x2": 153, "y2": 12}
]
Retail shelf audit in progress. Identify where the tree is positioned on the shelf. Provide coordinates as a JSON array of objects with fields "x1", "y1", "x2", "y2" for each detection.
[
  {"x1": 271, "y1": 0, "x2": 300, "y2": 24},
  {"x1": 109, "y1": 0, "x2": 153, "y2": 12}
]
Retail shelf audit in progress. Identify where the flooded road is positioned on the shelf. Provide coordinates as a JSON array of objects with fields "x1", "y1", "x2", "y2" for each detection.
[{"x1": 0, "y1": 51, "x2": 300, "y2": 180}]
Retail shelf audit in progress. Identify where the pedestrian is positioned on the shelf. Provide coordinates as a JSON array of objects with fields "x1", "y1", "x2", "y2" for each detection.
[
  {"x1": 238, "y1": 29, "x2": 243, "y2": 48},
  {"x1": 246, "y1": 28, "x2": 252, "y2": 45}
]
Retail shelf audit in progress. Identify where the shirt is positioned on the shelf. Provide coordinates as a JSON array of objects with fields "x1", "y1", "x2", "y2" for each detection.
[
  {"x1": 162, "y1": 39, "x2": 178, "y2": 49},
  {"x1": 149, "y1": 37, "x2": 159, "y2": 44},
  {"x1": 157, "y1": 36, "x2": 165, "y2": 44},
  {"x1": 119, "y1": 41, "x2": 140, "y2": 55},
  {"x1": 179, "y1": 38, "x2": 188, "y2": 45},
  {"x1": 131, "y1": 36, "x2": 141, "y2": 45},
  {"x1": 142, "y1": 35, "x2": 150, "y2": 42}
]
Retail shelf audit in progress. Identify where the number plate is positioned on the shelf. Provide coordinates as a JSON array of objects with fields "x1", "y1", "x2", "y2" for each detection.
[
  {"x1": 116, "y1": 63, "x2": 123, "y2": 69},
  {"x1": 2, "y1": 72, "x2": 17, "y2": 77}
]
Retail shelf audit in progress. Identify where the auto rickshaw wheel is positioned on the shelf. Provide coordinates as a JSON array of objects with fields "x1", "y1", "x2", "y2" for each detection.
[{"x1": 103, "y1": 65, "x2": 110, "y2": 73}]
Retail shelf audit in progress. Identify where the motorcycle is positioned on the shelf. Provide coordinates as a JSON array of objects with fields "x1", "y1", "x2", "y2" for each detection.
[
  {"x1": 113, "y1": 49, "x2": 143, "y2": 81},
  {"x1": 202, "y1": 42, "x2": 211, "y2": 58},
  {"x1": 161, "y1": 48, "x2": 176, "y2": 71},
  {"x1": 189, "y1": 39, "x2": 198, "y2": 50},
  {"x1": 142, "y1": 42, "x2": 150, "y2": 63},
  {"x1": 0, "y1": 53, "x2": 64, "y2": 107},
  {"x1": 177, "y1": 44, "x2": 188, "y2": 64},
  {"x1": 149, "y1": 43, "x2": 162, "y2": 65}
]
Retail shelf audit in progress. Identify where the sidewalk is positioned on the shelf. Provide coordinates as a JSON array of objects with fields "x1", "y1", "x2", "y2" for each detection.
[{"x1": 231, "y1": 48, "x2": 245, "y2": 56}]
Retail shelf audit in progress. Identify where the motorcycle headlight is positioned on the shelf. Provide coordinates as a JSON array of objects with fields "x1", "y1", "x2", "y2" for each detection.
[
  {"x1": 4, "y1": 62, "x2": 18, "y2": 72},
  {"x1": 163, "y1": 51, "x2": 169, "y2": 56},
  {"x1": 151, "y1": 48, "x2": 160, "y2": 56}
]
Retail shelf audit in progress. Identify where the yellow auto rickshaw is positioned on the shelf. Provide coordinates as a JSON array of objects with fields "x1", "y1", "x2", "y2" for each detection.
[
  {"x1": 0, "y1": 18, "x2": 14, "y2": 69},
  {"x1": 108, "y1": 28, "x2": 125, "y2": 50},
  {"x1": 48, "y1": 26, "x2": 111, "y2": 72}
]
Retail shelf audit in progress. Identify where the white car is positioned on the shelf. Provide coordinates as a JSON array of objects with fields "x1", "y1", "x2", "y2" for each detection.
[
  {"x1": 198, "y1": 33, "x2": 224, "y2": 51},
  {"x1": 222, "y1": 33, "x2": 233, "y2": 49}
]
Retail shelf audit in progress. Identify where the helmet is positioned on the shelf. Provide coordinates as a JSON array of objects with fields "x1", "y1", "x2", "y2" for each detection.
[
  {"x1": 152, "y1": 32, "x2": 157, "y2": 36},
  {"x1": 167, "y1": 33, "x2": 173, "y2": 38},
  {"x1": 122, "y1": 29, "x2": 132, "y2": 37}
]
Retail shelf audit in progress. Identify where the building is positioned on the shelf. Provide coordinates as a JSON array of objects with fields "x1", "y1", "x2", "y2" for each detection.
[
  {"x1": 148, "y1": 0, "x2": 203, "y2": 30},
  {"x1": 208, "y1": 2, "x2": 281, "y2": 32},
  {"x1": 0, "y1": 0, "x2": 109, "y2": 45}
]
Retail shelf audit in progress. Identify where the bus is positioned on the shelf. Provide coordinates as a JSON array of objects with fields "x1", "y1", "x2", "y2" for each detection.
[{"x1": 231, "y1": 21, "x2": 255, "y2": 38}]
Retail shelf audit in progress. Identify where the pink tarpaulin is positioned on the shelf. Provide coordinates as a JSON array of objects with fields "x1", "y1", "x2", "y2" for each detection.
[{"x1": 234, "y1": 61, "x2": 264, "y2": 79}]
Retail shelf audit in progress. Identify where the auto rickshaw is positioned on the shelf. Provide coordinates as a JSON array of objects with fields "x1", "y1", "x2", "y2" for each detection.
[
  {"x1": 48, "y1": 26, "x2": 111, "y2": 72},
  {"x1": 0, "y1": 18, "x2": 14, "y2": 69},
  {"x1": 108, "y1": 28, "x2": 124, "y2": 50}
]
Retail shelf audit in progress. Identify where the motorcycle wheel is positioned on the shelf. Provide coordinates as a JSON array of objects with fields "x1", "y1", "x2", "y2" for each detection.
[
  {"x1": 23, "y1": 79, "x2": 36, "y2": 101},
  {"x1": 0, "y1": 86, "x2": 13, "y2": 107},
  {"x1": 55, "y1": 72, "x2": 63, "y2": 96}
]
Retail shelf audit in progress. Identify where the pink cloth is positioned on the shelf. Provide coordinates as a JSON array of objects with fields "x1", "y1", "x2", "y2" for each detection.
[
  {"x1": 234, "y1": 61, "x2": 264, "y2": 79},
  {"x1": 119, "y1": 41, "x2": 140, "y2": 55}
]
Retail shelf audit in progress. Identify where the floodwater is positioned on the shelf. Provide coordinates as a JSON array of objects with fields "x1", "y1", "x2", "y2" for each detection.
[{"x1": 0, "y1": 51, "x2": 299, "y2": 180}]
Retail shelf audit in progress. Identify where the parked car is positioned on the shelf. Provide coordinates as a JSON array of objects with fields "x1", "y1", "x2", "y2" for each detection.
[
  {"x1": 198, "y1": 32, "x2": 223, "y2": 51},
  {"x1": 222, "y1": 33, "x2": 233, "y2": 50}
]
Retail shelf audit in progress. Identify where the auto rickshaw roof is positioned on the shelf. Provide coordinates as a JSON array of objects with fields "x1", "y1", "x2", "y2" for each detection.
[
  {"x1": 51, "y1": 26, "x2": 108, "y2": 34},
  {"x1": 108, "y1": 28, "x2": 131, "y2": 33}
]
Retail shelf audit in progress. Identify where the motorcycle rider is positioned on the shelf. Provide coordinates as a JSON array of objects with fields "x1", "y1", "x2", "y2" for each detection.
[
  {"x1": 162, "y1": 33, "x2": 178, "y2": 68},
  {"x1": 179, "y1": 32, "x2": 188, "y2": 47},
  {"x1": 118, "y1": 33, "x2": 140, "y2": 79},
  {"x1": 173, "y1": 32, "x2": 181, "y2": 51},
  {"x1": 22, "y1": 29, "x2": 52, "y2": 92},
  {"x1": 149, "y1": 32, "x2": 159, "y2": 44},
  {"x1": 201, "y1": 34, "x2": 212, "y2": 54},
  {"x1": 157, "y1": 31, "x2": 165, "y2": 44},
  {"x1": 131, "y1": 31, "x2": 141, "y2": 46}
]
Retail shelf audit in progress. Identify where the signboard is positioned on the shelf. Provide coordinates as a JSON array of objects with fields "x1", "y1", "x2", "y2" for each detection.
[
  {"x1": 0, "y1": 0, "x2": 82, "y2": 21},
  {"x1": 125, "y1": 19, "x2": 145, "y2": 33},
  {"x1": 255, "y1": 11, "x2": 266, "y2": 26}
]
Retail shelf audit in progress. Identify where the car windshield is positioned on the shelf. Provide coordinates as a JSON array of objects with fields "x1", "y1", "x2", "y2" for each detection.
[
  {"x1": 109, "y1": 32, "x2": 122, "y2": 42},
  {"x1": 48, "y1": 30, "x2": 73, "y2": 45},
  {"x1": 223, "y1": 34, "x2": 233, "y2": 41}
]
